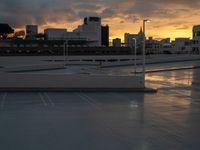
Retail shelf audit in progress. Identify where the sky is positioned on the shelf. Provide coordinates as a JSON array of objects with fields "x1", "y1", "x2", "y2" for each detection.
[{"x1": 1, "y1": 0, "x2": 200, "y2": 41}]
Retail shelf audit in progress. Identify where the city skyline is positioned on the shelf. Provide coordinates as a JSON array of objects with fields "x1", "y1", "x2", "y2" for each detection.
[{"x1": 1, "y1": 0, "x2": 200, "y2": 40}]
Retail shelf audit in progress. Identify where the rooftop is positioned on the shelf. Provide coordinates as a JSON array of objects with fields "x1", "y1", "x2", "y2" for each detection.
[{"x1": 0, "y1": 62, "x2": 200, "y2": 149}]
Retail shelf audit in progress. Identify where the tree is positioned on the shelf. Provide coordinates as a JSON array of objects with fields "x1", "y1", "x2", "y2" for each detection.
[
  {"x1": 14, "y1": 30, "x2": 25, "y2": 39},
  {"x1": 36, "y1": 33, "x2": 45, "y2": 40},
  {"x1": 0, "y1": 23, "x2": 14, "y2": 38}
]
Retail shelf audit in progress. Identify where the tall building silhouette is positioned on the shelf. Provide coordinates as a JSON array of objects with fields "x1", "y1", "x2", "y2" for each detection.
[
  {"x1": 26, "y1": 25, "x2": 38, "y2": 40},
  {"x1": 101, "y1": 25, "x2": 109, "y2": 47}
]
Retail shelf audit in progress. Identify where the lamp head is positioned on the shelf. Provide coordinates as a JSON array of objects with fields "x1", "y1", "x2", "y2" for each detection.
[{"x1": 144, "y1": 19, "x2": 150, "y2": 23}]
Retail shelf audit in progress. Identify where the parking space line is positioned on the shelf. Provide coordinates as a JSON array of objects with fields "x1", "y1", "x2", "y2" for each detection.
[
  {"x1": 38, "y1": 93, "x2": 47, "y2": 107},
  {"x1": 76, "y1": 92, "x2": 102, "y2": 110},
  {"x1": 76, "y1": 92, "x2": 132, "y2": 144},
  {"x1": 44, "y1": 93, "x2": 55, "y2": 107},
  {"x1": 76, "y1": 93, "x2": 95, "y2": 106},
  {"x1": 1, "y1": 92, "x2": 7, "y2": 110},
  {"x1": 81, "y1": 92, "x2": 98, "y2": 104}
]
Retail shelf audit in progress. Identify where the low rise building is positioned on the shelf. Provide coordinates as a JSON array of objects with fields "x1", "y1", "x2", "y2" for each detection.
[
  {"x1": 174, "y1": 38, "x2": 191, "y2": 54},
  {"x1": 0, "y1": 39, "x2": 132, "y2": 56},
  {"x1": 44, "y1": 28, "x2": 67, "y2": 40},
  {"x1": 160, "y1": 43, "x2": 173, "y2": 54},
  {"x1": 146, "y1": 37, "x2": 160, "y2": 54},
  {"x1": 112, "y1": 38, "x2": 121, "y2": 47},
  {"x1": 160, "y1": 38, "x2": 171, "y2": 44}
]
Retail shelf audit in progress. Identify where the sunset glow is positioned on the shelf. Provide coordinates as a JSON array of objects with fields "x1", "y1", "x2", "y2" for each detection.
[{"x1": 1, "y1": 0, "x2": 200, "y2": 41}]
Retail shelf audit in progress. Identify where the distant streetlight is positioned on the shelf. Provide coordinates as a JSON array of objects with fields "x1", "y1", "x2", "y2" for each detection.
[
  {"x1": 63, "y1": 39, "x2": 68, "y2": 67},
  {"x1": 132, "y1": 38, "x2": 137, "y2": 73},
  {"x1": 142, "y1": 19, "x2": 150, "y2": 81}
]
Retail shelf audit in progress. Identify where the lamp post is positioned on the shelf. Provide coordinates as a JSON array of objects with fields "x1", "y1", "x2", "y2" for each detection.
[
  {"x1": 63, "y1": 41, "x2": 65, "y2": 66},
  {"x1": 142, "y1": 19, "x2": 150, "y2": 82},
  {"x1": 63, "y1": 39, "x2": 68, "y2": 67},
  {"x1": 132, "y1": 38, "x2": 137, "y2": 73},
  {"x1": 66, "y1": 39, "x2": 68, "y2": 60}
]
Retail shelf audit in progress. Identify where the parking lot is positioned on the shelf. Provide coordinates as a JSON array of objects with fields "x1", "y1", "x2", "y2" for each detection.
[{"x1": 0, "y1": 67, "x2": 200, "y2": 150}]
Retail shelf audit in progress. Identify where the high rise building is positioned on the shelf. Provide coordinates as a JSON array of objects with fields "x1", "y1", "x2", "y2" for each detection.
[
  {"x1": 26, "y1": 25, "x2": 38, "y2": 40},
  {"x1": 124, "y1": 27, "x2": 144, "y2": 48},
  {"x1": 101, "y1": 25, "x2": 109, "y2": 47},
  {"x1": 192, "y1": 25, "x2": 200, "y2": 54},
  {"x1": 74, "y1": 17, "x2": 102, "y2": 46},
  {"x1": 43, "y1": 17, "x2": 104, "y2": 46}
]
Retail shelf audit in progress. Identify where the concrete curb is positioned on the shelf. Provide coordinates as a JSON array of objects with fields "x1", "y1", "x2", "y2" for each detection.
[{"x1": 0, "y1": 88, "x2": 157, "y2": 93}]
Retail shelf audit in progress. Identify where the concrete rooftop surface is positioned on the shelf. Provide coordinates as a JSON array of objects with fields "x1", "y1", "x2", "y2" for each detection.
[{"x1": 0, "y1": 63, "x2": 200, "y2": 150}]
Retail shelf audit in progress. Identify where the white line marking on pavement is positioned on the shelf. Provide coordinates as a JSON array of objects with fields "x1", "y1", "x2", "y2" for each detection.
[
  {"x1": 1, "y1": 92, "x2": 7, "y2": 110},
  {"x1": 44, "y1": 93, "x2": 55, "y2": 107},
  {"x1": 76, "y1": 93, "x2": 96, "y2": 106},
  {"x1": 76, "y1": 92, "x2": 102, "y2": 110},
  {"x1": 38, "y1": 93, "x2": 47, "y2": 107},
  {"x1": 81, "y1": 92, "x2": 98, "y2": 104}
]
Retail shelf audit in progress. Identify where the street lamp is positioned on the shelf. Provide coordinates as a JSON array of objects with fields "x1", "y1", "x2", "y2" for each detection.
[
  {"x1": 142, "y1": 19, "x2": 150, "y2": 82},
  {"x1": 63, "y1": 39, "x2": 68, "y2": 67},
  {"x1": 132, "y1": 38, "x2": 137, "y2": 73}
]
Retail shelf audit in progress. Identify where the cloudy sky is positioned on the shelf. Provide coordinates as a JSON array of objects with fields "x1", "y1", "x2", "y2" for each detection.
[{"x1": 1, "y1": 0, "x2": 200, "y2": 40}]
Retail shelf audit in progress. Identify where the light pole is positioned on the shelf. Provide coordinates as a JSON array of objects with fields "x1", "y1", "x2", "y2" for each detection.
[
  {"x1": 63, "y1": 41, "x2": 65, "y2": 66},
  {"x1": 142, "y1": 19, "x2": 150, "y2": 82},
  {"x1": 66, "y1": 39, "x2": 68, "y2": 61},
  {"x1": 63, "y1": 39, "x2": 68, "y2": 67},
  {"x1": 132, "y1": 38, "x2": 137, "y2": 73}
]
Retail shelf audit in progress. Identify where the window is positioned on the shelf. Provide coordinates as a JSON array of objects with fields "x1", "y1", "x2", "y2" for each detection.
[
  {"x1": 32, "y1": 44, "x2": 38, "y2": 47},
  {"x1": 43, "y1": 44, "x2": 48, "y2": 47},
  {"x1": 197, "y1": 31, "x2": 200, "y2": 37}
]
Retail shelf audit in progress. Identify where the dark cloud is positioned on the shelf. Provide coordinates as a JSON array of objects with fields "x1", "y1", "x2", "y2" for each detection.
[
  {"x1": 101, "y1": 8, "x2": 116, "y2": 18},
  {"x1": 0, "y1": 0, "x2": 200, "y2": 28}
]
